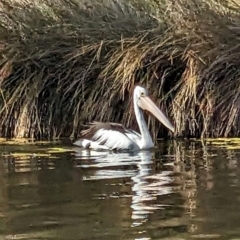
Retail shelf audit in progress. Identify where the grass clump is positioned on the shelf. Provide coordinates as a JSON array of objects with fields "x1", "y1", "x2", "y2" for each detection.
[{"x1": 1, "y1": 0, "x2": 240, "y2": 140}]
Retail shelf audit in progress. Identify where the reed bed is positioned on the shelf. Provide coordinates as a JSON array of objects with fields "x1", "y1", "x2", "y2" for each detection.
[{"x1": 1, "y1": 0, "x2": 240, "y2": 140}]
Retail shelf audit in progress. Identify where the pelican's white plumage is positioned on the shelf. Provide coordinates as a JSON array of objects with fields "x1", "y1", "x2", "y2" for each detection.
[{"x1": 73, "y1": 86, "x2": 174, "y2": 151}]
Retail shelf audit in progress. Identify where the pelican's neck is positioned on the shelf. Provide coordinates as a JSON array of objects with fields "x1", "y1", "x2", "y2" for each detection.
[{"x1": 134, "y1": 98, "x2": 154, "y2": 148}]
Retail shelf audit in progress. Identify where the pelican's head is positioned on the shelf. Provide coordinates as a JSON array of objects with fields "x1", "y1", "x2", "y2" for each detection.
[
  {"x1": 134, "y1": 86, "x2": 175, "y2": 133},
  {"x1": 134, "y1": 86, "x2": 149, "y2": 98}
]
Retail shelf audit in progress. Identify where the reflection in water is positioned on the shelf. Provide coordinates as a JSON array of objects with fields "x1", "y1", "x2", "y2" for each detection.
[
  {"x1": 75, "y1": 150, "x2": 176, "y2": 228},
  {"x1": 130, "y1": 151, "x2": 174, "y2": 227},
  {"x1": 0, "y1": 141, "x2": 240, "y2": 239},
  {"x1": 73, "y1": 146, "x2": 188, "y2": 239},
  {"x1": 130, "y1": 151, "x2": 155, "y2": 227}
]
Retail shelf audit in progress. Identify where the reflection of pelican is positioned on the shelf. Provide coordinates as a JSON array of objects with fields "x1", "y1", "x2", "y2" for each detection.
[
  {"x1": 74, "y1": 149, "x2": 174, "y2": 228},
  {"x1": 131, "y1": 151, "x2": 153, "y2": 226},
  {"x1": 73, "y1": 86, "x2": 174, "y2": 151},
  {"x1": 130, "y1": 151, "x2": 174, "y2": 227}
]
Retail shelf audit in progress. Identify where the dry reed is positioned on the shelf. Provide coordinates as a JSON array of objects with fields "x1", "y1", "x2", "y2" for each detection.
[{"x1": 1, "y1": 0, "x2": 240, "y2": 140}]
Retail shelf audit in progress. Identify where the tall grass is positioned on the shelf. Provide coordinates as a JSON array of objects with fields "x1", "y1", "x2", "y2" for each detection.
[{"x1": 1, "y1": 0, "x2": 240, "y2": 140}]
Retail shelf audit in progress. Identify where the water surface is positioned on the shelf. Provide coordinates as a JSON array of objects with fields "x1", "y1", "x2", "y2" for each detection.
[{"x1": 0, "y1": 141, "x2": 240, "y2": 239}]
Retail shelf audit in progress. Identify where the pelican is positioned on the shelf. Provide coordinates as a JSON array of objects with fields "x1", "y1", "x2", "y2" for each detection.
[{"x1": 73, "y1": 86, "x2": 174, "y2": 151}]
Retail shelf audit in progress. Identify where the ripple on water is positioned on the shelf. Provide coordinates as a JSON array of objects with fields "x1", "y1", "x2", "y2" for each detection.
[
  {"x1": 73, "y1": 149, "x2": 185, "y2": 229},
  {"x1": 3, "y1": 141, "x2": 240, "y2": 239}
]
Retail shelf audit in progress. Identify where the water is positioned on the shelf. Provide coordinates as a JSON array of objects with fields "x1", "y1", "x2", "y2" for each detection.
[{"x1": 0, "y1": 140, "x2": 240, "y2": 239}]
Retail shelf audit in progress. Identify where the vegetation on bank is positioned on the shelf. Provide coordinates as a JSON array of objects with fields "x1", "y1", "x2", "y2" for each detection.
[{"x1": 0, "y1": 0, "x2": 240, "y2": 140}]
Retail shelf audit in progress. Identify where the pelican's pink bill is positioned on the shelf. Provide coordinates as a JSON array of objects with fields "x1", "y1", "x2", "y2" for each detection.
[{"x1": 137, "y1": 96, "x2": 175, "y2": 132}]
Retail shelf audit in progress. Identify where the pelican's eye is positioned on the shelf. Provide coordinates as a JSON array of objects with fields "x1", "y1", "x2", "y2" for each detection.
[{"x1": 141, "y1": 92, "x2": 145, "y2": 97}]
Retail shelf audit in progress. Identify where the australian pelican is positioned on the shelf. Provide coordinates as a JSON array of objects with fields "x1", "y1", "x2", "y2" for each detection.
[{"x1": 73, "y1": 86, "x2": 174, "y2": 151}]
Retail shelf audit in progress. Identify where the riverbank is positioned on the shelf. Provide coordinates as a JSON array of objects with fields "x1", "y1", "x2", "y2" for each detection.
[{"x1": 0, "y1": 0, "x2": 240, "y2": 140}]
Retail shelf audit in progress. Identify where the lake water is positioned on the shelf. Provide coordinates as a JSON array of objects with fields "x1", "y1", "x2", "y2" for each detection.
[{"x1": 0, "y1": 140, "x2": 240, "y2": 239}]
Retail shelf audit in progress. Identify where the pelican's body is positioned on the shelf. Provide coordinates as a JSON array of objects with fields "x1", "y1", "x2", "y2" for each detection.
[{"x1": 73, "y1": 86, "x2": 174, "y2": 151}]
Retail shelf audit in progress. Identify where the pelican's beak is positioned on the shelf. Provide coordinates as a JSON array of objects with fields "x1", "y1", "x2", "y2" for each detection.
[{"x1": 138, "y1": 96, "x2": 175, "y2": 132}]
